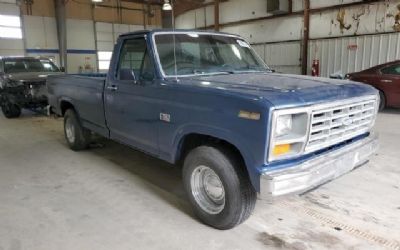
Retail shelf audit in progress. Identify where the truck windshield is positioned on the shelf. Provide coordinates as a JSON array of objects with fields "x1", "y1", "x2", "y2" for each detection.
[
  {"x1": 154, "y1": 33, "x2": 268, "y2": 76},
  {"x1": 4, "y1": 58, "x2": 60, "y2": 73}
]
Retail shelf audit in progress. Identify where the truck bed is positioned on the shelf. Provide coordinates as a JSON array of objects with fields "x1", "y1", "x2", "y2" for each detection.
[{"x1": 47, "y1": 73, "x2": 108, "y2": 136}]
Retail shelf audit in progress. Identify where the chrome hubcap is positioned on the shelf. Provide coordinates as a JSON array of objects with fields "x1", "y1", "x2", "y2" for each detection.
[
  {"x1": 191, "y1": 165, "x2": 225, "y2": 214},
  {"x1": 65, "y1": 118, "x2": 75, "y2": 144}
]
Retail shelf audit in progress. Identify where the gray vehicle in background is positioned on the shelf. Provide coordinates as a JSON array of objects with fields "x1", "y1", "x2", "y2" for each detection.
[{"x1": 0, "y1": 57, "x2": 61, "y2": 118}]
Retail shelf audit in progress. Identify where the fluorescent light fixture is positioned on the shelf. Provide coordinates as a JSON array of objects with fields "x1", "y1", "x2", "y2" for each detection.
[
  {"x1": 162, "y1": 0, "x2": 172, "y2": 11},
  {"x1": 91, "y1": 0, "x2": 104, "y2": 2}
]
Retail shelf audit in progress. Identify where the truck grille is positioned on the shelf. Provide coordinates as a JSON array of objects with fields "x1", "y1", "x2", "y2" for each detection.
[{"x1": 305, "y1": 98, "x2": 377, "y2": 153}]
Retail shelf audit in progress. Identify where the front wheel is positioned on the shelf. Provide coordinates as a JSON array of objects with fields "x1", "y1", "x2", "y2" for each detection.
[
  {"x1": 182, "y1": 146, "x2": 256, "y2": 230},
  {"x1": 64, "y1": 109, "x2": 91, "y2": 151},
  {"x1": 1, "y1": 102, "x2": 21, "y2": 118}
]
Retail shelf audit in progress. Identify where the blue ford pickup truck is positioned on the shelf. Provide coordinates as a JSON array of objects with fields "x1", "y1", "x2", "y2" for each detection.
[{"x1": 47, "y1": 30, "x2": 379, "y2": 229}]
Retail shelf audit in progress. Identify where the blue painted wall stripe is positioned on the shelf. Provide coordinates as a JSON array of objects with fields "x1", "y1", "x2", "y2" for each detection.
[
  {"x1": 67, "y1": 49, "x2": 97, "y2": 54},
  {"x1": 26, "y1": 49, "x2": 97, "y2": 54},
  {"x1": 26, "y1": 49, "x2": 59, "y2": 54}
]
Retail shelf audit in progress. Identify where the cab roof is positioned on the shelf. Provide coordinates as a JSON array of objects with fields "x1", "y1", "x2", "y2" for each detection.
[{"x1": 118, "y1": 29, "x2": 241, "y2": 39}]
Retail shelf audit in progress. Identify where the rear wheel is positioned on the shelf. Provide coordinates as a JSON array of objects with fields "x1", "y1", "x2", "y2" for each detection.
[
  {"x1": 1, "y1": 102, "x2": 21, "y2": 118},
  {"x1": 182, "y1": 146, "x2": 256, "y2": 230},
  {"x1": 378, "y1": 91, "x2": 386, "y2": 111},
  {"x1": 64, "y1": 109, "x2": 91, "y2": 151}
]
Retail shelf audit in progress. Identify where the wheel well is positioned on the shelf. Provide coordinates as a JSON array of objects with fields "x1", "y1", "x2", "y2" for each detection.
[
  {"x1": 177, "y1": 133, "x2": 247, "y2": 172},
  {"x1": 60, "y1": 101, "x2": 74, "y2": 116}
]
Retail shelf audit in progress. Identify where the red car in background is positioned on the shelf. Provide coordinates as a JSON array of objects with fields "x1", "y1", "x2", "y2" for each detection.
[{"x1": 347, "y1": 60, "x2": 400, "y2": 111}]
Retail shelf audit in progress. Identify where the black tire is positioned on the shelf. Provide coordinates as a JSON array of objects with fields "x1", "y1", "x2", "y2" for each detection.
[
  {"x1": 182, "y1": 146, "x2": 256, "y2": 230},
  {"x1": 64, "y1": 109, "x2": 91, "y2": 151},
  {"x1": 1, "y1": 103, "x2": 21, "y2": 118},
  {"x1": 378, "y1": 91, "x2": 386, "y2": 112}
]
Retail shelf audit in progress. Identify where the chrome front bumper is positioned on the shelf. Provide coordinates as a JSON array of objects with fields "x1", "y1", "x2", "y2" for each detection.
[{"x1": 260, "y1": 133, "x2": 379, "y2": 198}]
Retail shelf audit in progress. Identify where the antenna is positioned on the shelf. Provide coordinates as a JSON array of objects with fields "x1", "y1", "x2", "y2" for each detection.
[{"x1": 171, "y1": 0, "x2": 178, "y2": 81}]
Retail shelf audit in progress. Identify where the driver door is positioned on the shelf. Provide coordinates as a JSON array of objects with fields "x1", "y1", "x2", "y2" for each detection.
[{"x1": 104, "y1": 36, "x2": 159, "y2": 156}]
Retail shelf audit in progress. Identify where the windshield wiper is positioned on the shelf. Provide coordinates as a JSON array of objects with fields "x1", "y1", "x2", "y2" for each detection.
[{"x1": 192, "y1": 70, "x2": 235, "y2": 76}]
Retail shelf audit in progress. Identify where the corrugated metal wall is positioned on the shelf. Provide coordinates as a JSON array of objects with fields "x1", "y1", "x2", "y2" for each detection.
[
  {"x1": 252, "y1": 41, "x2": 301, "y2": 74},
  {"x1": 176, "y1": 0, "x2": 400, "y2": 77},
  {"x1": 308, "y1": 32, "x2": 400, "y2": 77}
]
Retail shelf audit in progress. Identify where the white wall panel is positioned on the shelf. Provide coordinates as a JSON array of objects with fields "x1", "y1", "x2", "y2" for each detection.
[
  {"x1": 66, "y1": 19, "x2": 96, "y2": 73},
  {"x1": 0, "y1": 39, "x2": 24, "y2": 56},
  {"x1": 113, "y1": 23, "x2": 130, "y2": 41},
  {"x1": 292, "y1": 0, "x2": 304, "y2": 12},
  {"x1": 310, "y1": 0, "x2": 362, "y2": 9},
  {"x1": 205, "y1": 5, "x2": 214, "y2": 27},
  {"x1": 96, "y1": 22, "x2": 113, "y2": 32},
  {"x1": 221, "y1": 15, "x2": 302, "y2": 43},
  {"x1": 95, "y1": 22, "x2": 113, "y2": 51},
  {"x1": 146, "y1": 25, "x2": 161, "y2": 30},
  {"x1": 67, "y1": 54, "x2": 96, "y2": 74},
  {"x1": 175, "y1": 11, "x2": 196, "y2": 29},
  {"x1": 96, "y1": 31, "x2": 114, "y2": 42},
  {"x1": 96, "y1": 41, "x2": 114, "y2": 51},
  {"x1": 23, "y1": 16, "x2": 58, "y2": 49},
  {"x1": 67, "y1": 19, "x2": 95, "y2": 50},
  {"x1": 176, "y1": 0, "x2": 399, "y2": 41},
  {"x1": 0, "y1": 2, "x2": 24, "y2": 56},
  {"x1": 220, "y1": 0, "x2": 270, "y2": 24},
  {"x1": 308, "y1": 33, "x2": 400, "y2": 77},
  {"x1": 130, "y1": 24, "x2": 144, "y2": 31},
  {"x1": 253, "y1": 41, "x2": 301, "y2": 74},
  {"x1": 310, "y1": 1, "x2": 399, "y2": 39},
  {"x1": 95, "y1": 22, "x2": 146, "y2": 50},
  {"x1": 194, "y1": 8, "x2": 206, "y2": 28},
  {"x1": 0, "y1": 2, "x2": 19, "y2": 15}
]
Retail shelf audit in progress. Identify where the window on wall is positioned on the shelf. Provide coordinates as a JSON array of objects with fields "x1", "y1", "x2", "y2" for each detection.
[
  {"x1": 0, "y1": 14, "x2": 22, "y2": 39},
  {"x1": 97, "y1": 51, "x2": 112, "y2": 70}
]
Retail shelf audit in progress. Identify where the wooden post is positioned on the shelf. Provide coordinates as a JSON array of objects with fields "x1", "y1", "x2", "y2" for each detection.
[
  {"x1": 301, "y1": 0, "x2": 310, "y2": 75},
  {"x1": 214, "y1": 0, "x2": 220, "y2": 31}
]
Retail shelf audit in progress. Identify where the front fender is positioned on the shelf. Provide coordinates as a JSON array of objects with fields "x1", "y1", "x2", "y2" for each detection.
[{"x1": 172, "y1": 123, "x2": 261, "y2": 191}]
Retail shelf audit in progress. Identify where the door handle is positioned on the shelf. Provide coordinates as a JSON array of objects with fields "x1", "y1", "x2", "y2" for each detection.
[
  {"x1": 107, "y1": 85, "x2": 118, "y2": 91},
  {"x1": 381, "y1": 79, "x2": 392, "y2": 83}
]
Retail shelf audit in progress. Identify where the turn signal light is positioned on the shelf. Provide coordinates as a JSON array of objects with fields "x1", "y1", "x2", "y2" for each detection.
[{"x1": 273, "y1": 144, "x2": 291, "y2": 156}]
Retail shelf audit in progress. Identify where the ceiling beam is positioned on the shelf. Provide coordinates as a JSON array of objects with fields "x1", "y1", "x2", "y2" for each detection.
[{"x1": 120, "y1": 0, "x2": 163, "y2": 6}]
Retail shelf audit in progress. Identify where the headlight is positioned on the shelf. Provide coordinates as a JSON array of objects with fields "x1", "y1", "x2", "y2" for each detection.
[
  {"x1": 275, "y1": 115, "x2": 292, "y2": 137},
  {"x1": 269, "y1": 108, "x2": 311, "y2": 162}
]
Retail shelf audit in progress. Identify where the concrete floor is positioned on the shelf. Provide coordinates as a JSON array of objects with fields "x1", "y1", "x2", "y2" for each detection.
[{"x1": 0, "y1": 110, "x2": 399, "y2": 250}]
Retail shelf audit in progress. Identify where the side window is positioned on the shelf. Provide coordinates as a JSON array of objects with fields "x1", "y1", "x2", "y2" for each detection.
[
  {"x1": 118, "y1": 37, "x2": 154, "y2": 81},
  {"x1": 381, "y1": 64, "x2": 400, "y2": 75}
]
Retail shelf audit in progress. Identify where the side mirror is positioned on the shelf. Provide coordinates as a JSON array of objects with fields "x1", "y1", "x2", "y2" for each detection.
[{"x1": 120, "y1": 68, "x2": 137, "y2": 82}]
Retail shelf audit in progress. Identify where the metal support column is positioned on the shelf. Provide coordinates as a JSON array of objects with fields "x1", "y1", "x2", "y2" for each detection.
[
  {"x1": 54, "y1": 0, "x2": 67, "y2": 72},
  {"x1": 301, "y1": 0, "x2": 310, "y2": 75}
]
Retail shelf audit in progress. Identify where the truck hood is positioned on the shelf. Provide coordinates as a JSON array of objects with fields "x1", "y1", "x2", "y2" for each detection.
[{"x1": 185, "y1": 73, "x2": 377, "y2": 108}]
